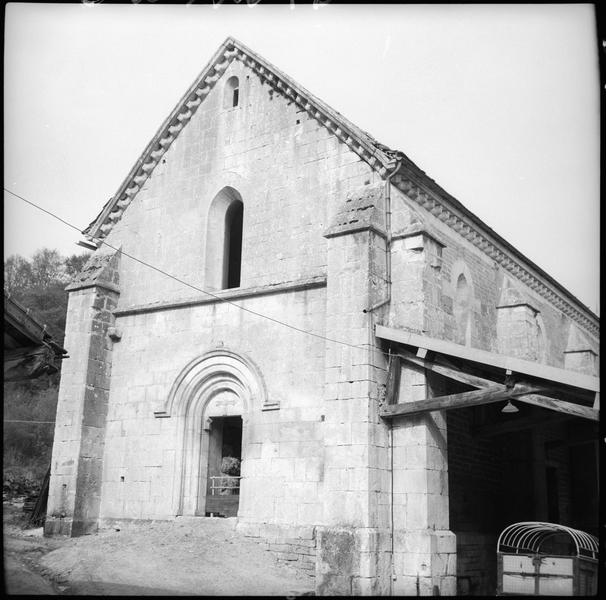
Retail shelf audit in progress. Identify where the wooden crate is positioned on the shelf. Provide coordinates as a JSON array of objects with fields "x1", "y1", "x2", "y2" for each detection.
[{"x1": 497, "y1": 553, "x2": 597, "y2": 595}]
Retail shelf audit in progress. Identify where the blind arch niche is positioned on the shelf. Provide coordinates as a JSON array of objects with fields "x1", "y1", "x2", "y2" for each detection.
[{"x1": 205, "y1": 187, "x2": 244, "y2": 290}]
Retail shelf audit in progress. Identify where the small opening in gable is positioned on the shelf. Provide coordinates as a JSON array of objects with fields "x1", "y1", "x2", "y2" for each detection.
[{"x1": 224, "y1": 76, "x2": 240, "y2": 109}]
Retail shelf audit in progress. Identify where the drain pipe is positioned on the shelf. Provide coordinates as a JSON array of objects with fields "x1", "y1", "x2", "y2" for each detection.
[
  {"x1": 362, "y1": 159, "x2": 402, "y2": 592},
  {"x1": 363, "y1": 159, "x2": 402, "y2": 314}
]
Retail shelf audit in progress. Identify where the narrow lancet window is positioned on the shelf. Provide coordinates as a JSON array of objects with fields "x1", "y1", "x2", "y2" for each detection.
[
  {"x1": 205, "y1": 187, "x2": 244, "y2": 291},
  {"x1": 454, "y1": 273, "x2": 471, "y2": 345},
  {"x1": 224, "y1": 76, "x2": 240, "y2": 108},
  {"x1": 224, "y1": 200, "x2": 243, "y2": 289}
]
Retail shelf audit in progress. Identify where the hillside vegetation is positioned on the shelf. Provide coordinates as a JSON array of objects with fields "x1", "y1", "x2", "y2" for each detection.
[{"x1": 4, "y1": 249, "x2": 90, "y2": 497}]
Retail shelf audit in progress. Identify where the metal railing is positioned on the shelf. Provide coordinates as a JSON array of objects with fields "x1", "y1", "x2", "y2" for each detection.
[{"x1": 209, "y1": 475, "x2": 241, "y2": 496}]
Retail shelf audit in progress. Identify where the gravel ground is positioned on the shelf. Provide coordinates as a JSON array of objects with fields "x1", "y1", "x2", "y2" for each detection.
[{"x1": 3, "y1": 504, "x2": 314, "y2": 596}]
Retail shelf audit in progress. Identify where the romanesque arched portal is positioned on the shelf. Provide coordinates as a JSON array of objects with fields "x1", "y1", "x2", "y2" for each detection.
[{"x1": 155, "y1": 349, "x2": 267, "y2": 516}]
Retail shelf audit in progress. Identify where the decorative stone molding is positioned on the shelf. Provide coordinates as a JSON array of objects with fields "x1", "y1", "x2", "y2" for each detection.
[
  {"x1": 66, "y1": 249, "x2": 121, "y2": 294},
  {"x1": 156, "y1": 348, "x2": 273, "y2": 516},
  {"x1": 114, "y1": 275, "x2": 326, "y2": 318},
  {"x1": 323, "y1": 183, "x2": 386, "y2": 240},
  {"x1": 154, "y1": 348, "x2": 272, "y2": 418},
  {"x1": 107, "y1": 327, "x2": 122, "y2": 342},
  {"x1": 391, "y1": 226, "x2": 447, "y2": 249}
]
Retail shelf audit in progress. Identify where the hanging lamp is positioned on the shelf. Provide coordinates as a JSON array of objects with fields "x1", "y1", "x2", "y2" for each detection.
[{"x1": 501, "y1": 400, "x2": 519, "y2": 414}]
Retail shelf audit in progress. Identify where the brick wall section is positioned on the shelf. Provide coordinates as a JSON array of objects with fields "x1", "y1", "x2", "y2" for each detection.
[
  {"x1": 238, "y1": 522, "x2": 317, "y2": 579},
  {"x1": 447, "y1": 409, "x2": 501, "y2": 596}
]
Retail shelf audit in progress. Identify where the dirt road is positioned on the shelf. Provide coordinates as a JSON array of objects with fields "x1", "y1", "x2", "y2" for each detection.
[
  {"x1": 3, "y1": 503, "x2": 314, "y2": 596},
  {"x1": 3, "y1": 504, "x2": 64, "y2": 595}
]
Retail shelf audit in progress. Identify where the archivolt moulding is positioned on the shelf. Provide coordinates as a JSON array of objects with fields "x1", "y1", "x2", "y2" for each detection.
[{"x1": 154, "y1": 349, "x2": 272, "y2": 419}]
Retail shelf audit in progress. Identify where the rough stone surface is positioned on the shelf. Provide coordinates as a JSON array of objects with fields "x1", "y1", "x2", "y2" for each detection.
[{"x1": 46, "y1": 43, "x2": 599, "y2": 596}]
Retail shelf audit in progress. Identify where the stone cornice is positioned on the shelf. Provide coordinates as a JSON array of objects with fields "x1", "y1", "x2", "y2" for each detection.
[
  {"x1": 113, "y1": 275, "x2": 327, "y2": 318},
  {"x1": 393, "y1": 174, "x2": 599, "y2": 338},
  {"x1": 496, "y1": 303, "x2": 540, "y2": 315},
  {"x1": 563, "y1": 348, "x2": 598, "y2": 356},
  {"x1": 323, "y1": 223, "x2": 387, "y2": 240},
  {"x1": 391, "y1": 226, "x2": 447, "y2": 248}
]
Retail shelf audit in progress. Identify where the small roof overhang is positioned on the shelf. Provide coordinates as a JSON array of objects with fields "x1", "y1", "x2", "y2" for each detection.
[
  {"x1": 4, "y1": 294, "x2": 67, "y2": 382},
  {"x1": 375, "y1": 325, "x2": 599, "y2": 423}
]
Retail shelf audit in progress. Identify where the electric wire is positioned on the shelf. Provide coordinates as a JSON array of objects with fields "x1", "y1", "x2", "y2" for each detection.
[
  {"x1": 4, "y1": 187, "x2": 386, "y2": 354},
  {"x1": 4, "y1": 420, "x2": 55, "y2": 424}
]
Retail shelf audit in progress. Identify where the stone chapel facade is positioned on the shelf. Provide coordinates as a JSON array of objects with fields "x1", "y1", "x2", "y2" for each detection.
[{"x1": 45, "y1": 38, "x2": 599, "y2": 596}]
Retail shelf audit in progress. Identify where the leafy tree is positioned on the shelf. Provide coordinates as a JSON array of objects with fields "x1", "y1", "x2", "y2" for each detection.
[
  {"x1": 29, "y1": 248, "x2": 65, "y2": 288},
  {"x1": 3, "y1": 248, "x2": 91, "y2": 496},
  {"x1": 4, "y1": 255, "x2": 33, "y2": 294},
  {"x1": 65, "y1": 253, "x2": 90, "y2": 279}
]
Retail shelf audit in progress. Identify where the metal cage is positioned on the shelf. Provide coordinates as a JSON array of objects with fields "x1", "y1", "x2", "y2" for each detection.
[{"x1": 496, "y1": 522, "x2": 598, "y2": 596}]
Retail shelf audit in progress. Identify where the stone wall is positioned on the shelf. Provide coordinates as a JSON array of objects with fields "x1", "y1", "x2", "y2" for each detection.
[
  {"x1": 237, "y1": 522, "x2": 317, "y2": 580},
  {"x1": 98, "y1": 285, "x2": 327, "y2": 525},
  {"x1": 387, "y1": 185, "x2": 599, "y2": 367},
  {"x1": 101, "y1": 58, "x2": 378, "y2": 310}
]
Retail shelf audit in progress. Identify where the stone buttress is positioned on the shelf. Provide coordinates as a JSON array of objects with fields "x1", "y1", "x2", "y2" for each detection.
[
  {"x1": 45, "y1": 250, "x2": 121, "y2": 536},
  {"x1": 316, "y1": 184, "x2": 393, "y2": 595}
]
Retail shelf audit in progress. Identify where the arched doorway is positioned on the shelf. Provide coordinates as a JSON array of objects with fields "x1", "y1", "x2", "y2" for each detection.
[{"x1": 155, "y1": 349, "x2": 267, "y2": 517}]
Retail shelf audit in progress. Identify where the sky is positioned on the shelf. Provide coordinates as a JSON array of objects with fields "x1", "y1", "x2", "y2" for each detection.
[{"x1": 3, "y1": 3, "x2": 600, "y2": 315}]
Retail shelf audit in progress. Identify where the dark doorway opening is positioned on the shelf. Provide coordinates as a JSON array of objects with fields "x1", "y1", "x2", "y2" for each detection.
[
  {"x1": 448, "y1": 397, "x2": 599, "y2": 596},
  {"x1": 204, "y1": 416, "x2": 242, "y2": 517},
  {"x1": 546, "y1": 466, "x2": 560, "y2": 523}
]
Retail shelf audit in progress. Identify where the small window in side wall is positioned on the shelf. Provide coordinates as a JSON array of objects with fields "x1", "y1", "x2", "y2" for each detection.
[
  {"x1": 454, "y1": 273, "x2": 472, "y2": 346},
  {"x1": 224, "y1": 76, "x2": 239, "y2": 109}
]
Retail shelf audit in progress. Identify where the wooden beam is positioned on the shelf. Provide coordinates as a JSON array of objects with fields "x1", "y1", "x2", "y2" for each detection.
[
  {"x1": 416, "y1": 347, "x2": 428, "y2": 359},
  {"x1": 379, "y1": 384, "x2": 544, "y2": 419},
  {"x1": 396, "y1": 348, "x2": 597, "y2": 421},
  {"x1": 3, "y1": 345, "x2": 46, "y2": 362},
  {"x1": 397, "y1": 348, "x2": 500, "y2": 389},
  {"x1": 517, "y1": 394, "x2": 598, "y2": 422},
  {"x1": 384, "y1": 354, "x2": 402, "y2": 405},
  {"x1": 4, "y1": 344, "x2": 58, "y2": 381},
  {"x1": 376, "y1": 325, "x2": 599, "y2": 393}
]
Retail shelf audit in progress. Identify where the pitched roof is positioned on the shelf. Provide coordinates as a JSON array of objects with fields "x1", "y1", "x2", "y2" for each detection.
[
  {"x1": 4, "y1": 293, "x2": 67, "y2": 357},
  {"x1": 83, "y1": 37, "x2": 407, "y2": 241},
  {"x1": 83, "y1": 37, "x2": 599, "y2": 338}
]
